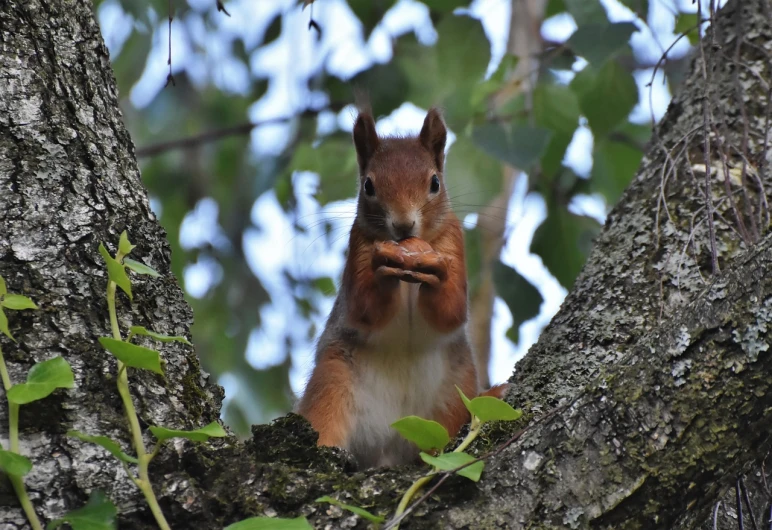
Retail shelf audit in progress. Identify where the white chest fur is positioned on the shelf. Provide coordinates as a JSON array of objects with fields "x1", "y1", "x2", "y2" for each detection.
[{"x1": 346, "y1": 283, "x2": 456, "y2": 468}]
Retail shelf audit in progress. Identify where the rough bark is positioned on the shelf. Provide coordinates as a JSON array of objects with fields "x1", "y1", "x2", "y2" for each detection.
[
  {"x1": 0, "y1": 0, "x2": 223, "y2": 526},
  {"x1": 0, "y1": 0, "x2": 771, "y2": 529}
]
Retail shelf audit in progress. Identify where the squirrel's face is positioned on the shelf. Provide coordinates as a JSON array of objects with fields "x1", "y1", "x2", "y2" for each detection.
[{"x1": 352, "y1": 108, "x2": 449, "y2": 242}]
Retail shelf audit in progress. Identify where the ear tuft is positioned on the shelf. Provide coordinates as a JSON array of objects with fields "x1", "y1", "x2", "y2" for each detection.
[
  {"x1": 353, "y1": 110, "x2": 379, "y2": 172},
  {"x1": 419, "y1": 108, "x2": 447, "y2": 171}
]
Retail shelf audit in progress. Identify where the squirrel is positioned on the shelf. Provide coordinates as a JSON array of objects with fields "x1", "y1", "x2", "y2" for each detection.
[{"x1": 296, "y1": 106, "x2": 508, "y2": 468}]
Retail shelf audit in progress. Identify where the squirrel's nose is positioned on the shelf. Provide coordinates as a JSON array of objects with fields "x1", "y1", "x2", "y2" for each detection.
[{"x1": 392, "y1": 220, "x2": 416, "y2": 240}]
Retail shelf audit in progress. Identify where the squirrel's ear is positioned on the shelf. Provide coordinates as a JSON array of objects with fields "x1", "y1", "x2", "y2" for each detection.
[
  {"x1": 353, "y1": 111, "x2": 379, "y2": 172},
  {"x1": 419, "y1": 107, "x2": 447, "y2": 171}
]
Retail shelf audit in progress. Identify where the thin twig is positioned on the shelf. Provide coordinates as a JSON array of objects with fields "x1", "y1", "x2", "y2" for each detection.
[
  {"x1": 696, "y1": 0, "x2": 719, "y2": 274},
  {"x1": 738, "y1": 478, "x2": 746, "y2": 530},
  {"x1": 215, "y1": 0, "x2": 230, "y2": 16},
  {"x1": 740, "y1": 476, "x2": 760, "y2": 530},
  {"x1": 165, "y1": 0, "x2": 175, "y2": 87}
]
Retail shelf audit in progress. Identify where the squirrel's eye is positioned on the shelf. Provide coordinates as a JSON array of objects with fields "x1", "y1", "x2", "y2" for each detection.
[
  {"x1": 430, "y1": 174, "x2": 440, "y2": 193},
  {"x1": 364, "y1": 177, "x2": 375, "y2": 197}
]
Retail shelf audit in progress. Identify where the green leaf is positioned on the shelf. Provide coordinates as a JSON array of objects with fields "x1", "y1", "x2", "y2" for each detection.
[
  {"x1": 118, "y1": 231, "x2": 136, "y2": 256},
  {"x1": 391, "y1": 416, "x2": 450, "y2": 452},
  {"x1": 533, "y1": 82, "x2": 581, "y2": 180},
  {"x1": 466, "y1": 396, "x2": 522, "y2": 423},
  {"x1": 564, "y1": 0, "x2": 608, "y2": 25},
  {"x1": 445, "y1": 135, "x2": 503, "y2": 206},
  {"x1": 472, "y1": 53, "x2": 519, "y2": 111},
  {"x1": 287, "y1": 137, "x2": 358, "y2": 205},
  {"x1": 123, "y1": 258, "x2": 160, "y2": 277},
  {"x1": 315, "y1": 496, "x2": 385, "y2": 524},
  {"x1": 455, "y1": 385, "x2": 474, "y2": 413},
  {"x1": 546, "y1": 0, "x2": 566, "y2": 17},
  {"x1": 674, "y1": 13, "x2": 699, "y2": 45},
  {"x1": 618, "y1": 0, "x2": 648, "y2": 18},
  {"x1": 98, "y1": 243, "x2": 132, "y2": 300},
  {"x1": 0, "y1": 276, "x2": 6, "y2": 296},
  {"x1": 149, "y1": 421, "x2": 227, "y2": 443},
  {"x1": 47, "y1": 490, "x2": 117, "y2": 530},
  {"x1": 0, "y1": 307, "x2": 12, "y2": 341},
  {"x1": 492, "y1": 261, "x2": 543, "y2": 343},
  {"x1": 419, "y1": 451, "x2": 484, "y2": 482},
  {"x1": 224, "y1": 517, "x2": 313, "y2": 530},
  {"x1": 590, "y1": 138, "x2": 643, "y2": 203},
  {"x1": 534, "y1": 83, "x2": 581, "y2": 135},
  {"x1": 572, "y1": 60, "x2": 638, "y2": 138},
  {"x1": 262, "y1": 14, "x2": 282, "y2": 45},
  {"x1": 531, "y1": 206, "x2": 601, "y2": 288},
  {"x1": 129, "y1": 326, "x2": 191, "y2": 345},
  {"x1": 0, "y1": 449, "x2": 33, "y2": 476},
  {"x1": 66, "y1": 431, "x2": 138, "y2": 464},
  {"x1": 7, "y1": 357, "x2": 75, "y2": 405},
  {"x1": 435, "y1": 14, "x2": 490, "y2": 88},
  {"x1": 1, "y1": 294, "x2": 38, "y2": 310},
  {"x1": 349, "y1": 0, "x2": 398, "y2": 37},
  {"x1": 311, "y1": 277, "x2": 336, "y2": 295},
  {"x1": 98, "y1": 337, "x2": 163, "y2": 375},
  {"x1": 567, "y1": 22, "x2": 636, "y2": 65},
  {"x1": 472, "y1": 123, "x2": 552, "y2": 171},
  {"x1": 421, "y1": 0, "x2": 468, "y2": 12}
]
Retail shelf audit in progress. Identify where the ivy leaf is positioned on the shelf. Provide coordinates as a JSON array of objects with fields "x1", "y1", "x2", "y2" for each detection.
[
  {"x1": 47, "y1": 490, "x2": 117, "y2": 530},
  {"x1": 455, "y1": 385, "x2": 474, "y2": 413},
  {"x1": 0, "y1": 307, "x2": 12, "y2": 341},
  {"x1": 123, "y1": 258, "x2": 160, "y2": 277},
  {"x1": 465, "y1": 396, "x2": 522, "y2": 423},
  {"x1": 315, "y1": 496, "x2": 385, "y2": 524},
  {"x1": 0, "y1": 449, "x2": 33, "y2": 477},
  {"x1": 391, "y1": 416, "x2": 450, "y2": 452},
  {"x1": 1, "y1": 294, "x2": 38, "y2": 310},
  {"x1": 66, "y1": 431, "x2": 138, "y2": 464},
  {"x1": 118, "y1": 231, "x2": 136, "y2": 256},
  {"x1": 7, "y1": 357, "x2": 75, "y2": 405},
  {"x1": 129, "y1": 326, "x2": 191, "y2": 345},
  {"x1": 493, "y1": 261, "x2": 543, "y2": 343},
  {"x1": 98, "y1": 243, "x2": 132, "y2": 300},
  {"x1": 149, "y1": 421, "x2": 227, "y2": 443},
  {"x1": 456, "y1": 386, "x2": 522, "y2": 422},
  {"x1": 223, "y1": 517, "x2": 313, "y2": 530},
  {"x1": 0, "y1": 276, "x2": 6, "y2": 296},
  {"x1": 567, "y1": 22, "x2": 636, "y2": 65},
  {"x1": 419, "y1": 451, "x2": 484, "y2": 482},
  {"x1": 572, "y1": 60, "x2": 638, "y2": 138},
  {"x1": 98, "y1": 337, "x2": 163, "y2": 375}
]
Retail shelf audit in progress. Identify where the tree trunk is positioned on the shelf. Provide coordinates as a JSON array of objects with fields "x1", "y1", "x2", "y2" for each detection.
[{"x1": 1, "y1": 0, "x2": 771, "y2": 529}]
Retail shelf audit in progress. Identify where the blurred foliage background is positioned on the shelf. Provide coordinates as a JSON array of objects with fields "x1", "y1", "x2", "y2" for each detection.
[{"x1": 93, "y1": 0, "x2": 704, "y2": 435}]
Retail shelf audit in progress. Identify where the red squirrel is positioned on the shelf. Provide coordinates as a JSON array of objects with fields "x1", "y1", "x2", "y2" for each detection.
[{"x1": 296, "y1": 107, "x2": 507, "y2": 468}]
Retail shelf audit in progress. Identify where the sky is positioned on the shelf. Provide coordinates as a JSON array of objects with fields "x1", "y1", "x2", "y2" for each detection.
[{"x1": 97, "y1": 0, "x2": 705, "y2": 404}]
